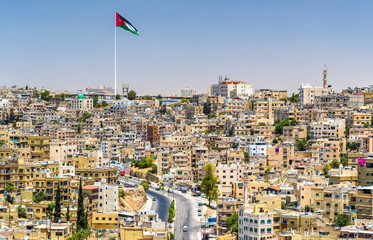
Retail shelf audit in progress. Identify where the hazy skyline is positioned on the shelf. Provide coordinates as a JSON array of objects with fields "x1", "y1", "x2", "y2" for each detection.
[{"x1": 1, "y1": 1, "x2": 373, "y2": 95}]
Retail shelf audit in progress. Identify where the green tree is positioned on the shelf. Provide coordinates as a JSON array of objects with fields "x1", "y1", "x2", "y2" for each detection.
[
  {"x1": 66, "y1": 205, "x2": 70, "y2": 222},
  {"x1": 77, "y1": 124, "x2": 81, "y2": 134},
  {"x1": 6, "y1": 194, "x2": 14, "y2": 204},
  {"x1": 17, "y1": 205, "x2": 27, "y2": 218},
  {"x1": 57, "y1": 93, "x2": 66, "y2": 101},
  {"x1": 180, "y1": 98, "x2": 188, "y2": 103},
  {"x1": 41, "y1": 90, "x2": 50, "y2": 101},
  {"x1": 265, "y1": 167, "x2": 271, "y2": 175},
  {"x1": 33, "y1": 190, "x2": 48, "y2": 203},
  {"x1": 140, "y1": 180, "x2": 149, "y2": 191},
  {"x1": 203, "y1": 103, "x2": 210, "y2": 115},
  {"x1": 244, "y1": 152, "x2": 249, "y2": 162},
  {"x1": 305, "y1": 205, "x2": 311, "y2": 212},
  {"x1": 289, "y1": 93, "x2": 300, "y2": 103},
  {"x1": 272, "y1": 138, "x2": 278, "y2": 144},
  {"x1": 335, "y1": 213, "x2": 350, "y2": 227},
  {"x1": 226, "y1": 212, "x2": 238, "y2": 235},
  {"x1": 53, "y1": 183, "x2": 62, "y2": 223},
  {"x1": 341, "y1": 154, "x2": 348, "y2": 167},
  {"x1": 290, "y1": 118, "x2": 298, "y2": 126},
  {"x1": 77, "y1": 179, "x2": 87, "y2": 231},
  {"x1": 295, "y1": 139, "x2": 310, "y2": 151},
  {"x1": 5, "y1": 182, "x2": 14, "y2": 192},
  {"x1": 281, "y1": 201, "x2": 286, "y2": 210},
  {"x1": 100, "y1": 121, "x2": 103, "y2": 128},
  {"x1": 128, "y1": 90, "x2": 137, "y2": 100},
  {"x1": 347, "y1": 142, "x2": 358, "y2": 151},
  {"x1": 119, "y1": 189, "x2": 126, "y2": 198},
  {"x1": 47, "y1": 203, "x2": 55, "y2": 219},
  {"x1": 115, "y1": 94, "x2": 120, "y2": 100},
  {"x1": 66, "y1": 229, "x2": 91, "y2": 240},
  {"x1": 231, "y1": 142, "x2": 239, "y2": 149},
  {"x1": 330, "y1": 159, "x2": 340, "y2": 169},
  {"x1": 156, "y1": 94, "x2": 162, "y2": 100},
  {"x1": 274, "y1": 119, "x2": 291, "y2": 134},
  {"x1": 167, "y1": 200, "x2": 176, "y2": 224},
  {"x1": 93, "y1": 96, "x2": 99, "y2": 108},
  {"x1": 201, "y1": 164, "x2": 220, "y2": 206},
  {"x1": 228, "y1": 127, "x2": 234, "y2": 136},
  {"x1": 101, "y1": 100, "x2": 108, "y2": 107},
  {"x1": 323, "y1": 164, "x2": 332, "y2": 176}
]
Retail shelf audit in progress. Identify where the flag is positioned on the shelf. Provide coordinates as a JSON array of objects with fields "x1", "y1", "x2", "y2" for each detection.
[{"x1": 116, "y1": 12, "x2": 139, "y2": 36}]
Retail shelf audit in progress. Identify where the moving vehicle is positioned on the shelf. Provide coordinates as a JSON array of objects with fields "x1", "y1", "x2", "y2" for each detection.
[
  {"x1": 198, "y1": 212, "x2": 202, "y2": 216},
  {"x1": 198, "y1": 208, "x2": 202, "y2": 212},
  {"x1": 152, "y1": 197, "x2": 156, "y2": 201},
  {"x1": 193, "y1": 193, "x2": 201, "y2": 197},
  {"x1": 183, "y1": 226, "x2": 188, "y2": 232}
]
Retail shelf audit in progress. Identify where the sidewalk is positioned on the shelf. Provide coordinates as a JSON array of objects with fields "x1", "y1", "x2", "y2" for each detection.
[{"x1": 143, "y1": 196, "x2": 153, "y2": 211}]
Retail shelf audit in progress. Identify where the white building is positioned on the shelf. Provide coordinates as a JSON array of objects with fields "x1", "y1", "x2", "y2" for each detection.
[
  {"x1": 216, "y1": 163, "x2": 245, "y2": 197},
  {"x1": 94, "y1": 182, "x2": 119, "y2": 212},
  {"x1": 209, "y1": 75, "x2": 254, "y2": 99},
  {"x1": 309, "y1": 118, "x2": 346, "y2": 140},
  {"x1": 247, "y1": 142, "x2": 271, "y2": 160},
  {"x1": 71, "y1": 94, "x2": 93, "y2": 110},
  {"x1": 180, "y1": 88, "x2": 196, "y2": 98}
]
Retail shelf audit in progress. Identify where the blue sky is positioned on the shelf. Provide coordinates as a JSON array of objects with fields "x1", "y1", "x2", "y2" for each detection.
[{"x1": 1, "y1": 1, "x2": 373, "y2": 95}]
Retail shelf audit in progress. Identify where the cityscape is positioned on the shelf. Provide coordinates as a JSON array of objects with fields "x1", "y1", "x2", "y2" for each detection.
[{"x1": 2, "y1": 1, "x2": 373, "y2": 240}]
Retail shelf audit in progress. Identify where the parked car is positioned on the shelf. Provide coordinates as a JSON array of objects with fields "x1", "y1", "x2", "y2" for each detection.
[
  {"x1": 152, "y1": 197, "x2": 156, "y2": 201},
  {"x1": 198, "y1": 203, "x2": 202, "y2": 206},
  {"x1": 198, "y1": 209, "x2": 201, "y2": 212},
  {"x1": 198, "y1": 212, "x2": 202, "y2": 216}
]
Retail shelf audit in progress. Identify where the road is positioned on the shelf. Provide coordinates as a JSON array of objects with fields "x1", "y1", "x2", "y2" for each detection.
[
  {"x1": 173, "y1": 191, "x2": 201, "y2": 240},
  {"x1": 146, "y1": 189, "x2": 171, "y2": 223},
  {"x1": 121, "y1": 178, "x2": 202, "y2": 239}
]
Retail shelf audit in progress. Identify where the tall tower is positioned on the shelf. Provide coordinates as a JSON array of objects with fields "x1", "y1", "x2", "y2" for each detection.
[{"x1": 323, "y1": 65, "x2": 328, "y2": 88}]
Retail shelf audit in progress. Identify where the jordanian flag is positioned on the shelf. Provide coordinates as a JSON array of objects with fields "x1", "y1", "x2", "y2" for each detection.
[{"x1": 116, "y1": 12, "x2": 139, "y2": 36}]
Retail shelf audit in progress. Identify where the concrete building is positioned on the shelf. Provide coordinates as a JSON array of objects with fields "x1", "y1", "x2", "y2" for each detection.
[
  {"x1": 209, "y1": 75, "x2": 254, "y2": 99},
  {"x1": 94, "y1": 182, "x2": 119, "y2": 212},
  {"x1": 71, "y1": 94, "x2": 93, "y2": 110},
  {"x1": 180, "y1": 87, "x2": 196, "y2": 97}
]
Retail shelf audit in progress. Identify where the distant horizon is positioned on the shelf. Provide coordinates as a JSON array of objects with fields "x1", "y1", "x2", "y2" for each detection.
[{"x1": 1, "y1": 1, "x2": 373, "y2": 95}]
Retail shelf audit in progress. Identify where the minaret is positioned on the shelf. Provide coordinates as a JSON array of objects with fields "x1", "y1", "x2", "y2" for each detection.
[
  {"x1": 243, "y1": 172, "x2": 249, "y2": 204},
  {"x1": 323, "y1": 65, "x2": 328, "y2": 88}
]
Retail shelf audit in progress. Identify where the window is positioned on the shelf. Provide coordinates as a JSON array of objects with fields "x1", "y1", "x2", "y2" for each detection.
[
  {"x1": 267, "y1": 228, "x2": 272, "y2": 233},
  {"x1": 267, "y1": 219, "x2": 271, "y2": 224},
  {"x1": 261, "y1": 220, "x2": 265, "y2": 224}
]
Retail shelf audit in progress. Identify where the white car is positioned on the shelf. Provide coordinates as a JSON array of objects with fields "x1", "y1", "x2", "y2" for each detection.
[{"x1": 183, "y1": 226, "x2": 188, "y2": 232}]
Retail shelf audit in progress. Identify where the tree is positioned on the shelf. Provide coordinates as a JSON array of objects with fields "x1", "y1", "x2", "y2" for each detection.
[
  {"x1": 330, "y1": 159, "x2": 340, "y2": 169},
  {"x1": 66, "y1": 229, "x2": 91, "y2": 240},
  {"x1": 66, "y1": 205, "x2": 71, "y2": 222},
  {"x1": 323, "y1": 164, "x2": 332, "y2": 176},
  {"x1": 201, "y1": 164, "x2": 220, "y2": 206},
  {"x1": 77, "y1": 178, "x2": 87, "y2": 231},
  {"x1": 167, "y1": 200, "x2": 176, "y2": 224},
  {"x1": 93, "y1": 96, "x2": 99, "y2": 108},
  {"x1": 156, "y1": 94, "x2": 162, "y2": 100},
  {"x1": 47, "y1": 202, "x2": 55, "y2": 217},
  {"x1": 100, "y1": 121, "x2": 103, "y2": 128},
  {"x1": 231, "y1": 142, "x2": 239, "y2": 149},
  {"x1": 6, "y1": 194, "x2": 14, "y2": 204},
  {"x1": 341, "y1": 154, "x2": 348, "y2": 166},
  {"x1": 56, "y1": 93, "x2": 66, "y2": 101},
  {"x1": 305, "y1": 205, "x2": 311, "y2": 212},
  {"x1": 41, "y1": 90, "x2": 51, "y2": 101},
  {"x1": 244, "y1": 152, "x2": 249, "y2": 162},
  {"x1": 226, "y1": 212, "x2": 238, "y2": 235},
  {"x1": 77, "y1": 124, "x2": 81, "y2": 134},
  {"x1": 115, "y1": 94, "x2": 121, "y2": 100},
  {"x1": 228, "y1": 127, "x2": 234, "y2": 136},
  {"x1": 180, "y1": 98, "x2": 188, "y2": 103},
  {"x1": 289, "y1": 93, "x2": 300, "y2": 103},
  {"x1": 295, "y1": 139, "x2": 310, "y2": 151},
  {"x1": 272, "y1": 138, "x2": 278, "y2": 144},
  {"x1": 5, "y1": 182, "x2": 14, "y2": 192},
  {"x1": 140, "y1": 180, "x2": 149, "y2": 191},
  {"x1": 281, "y1": 201, "x2": 286, "y2": 210},
  {"x1": 274, "y1": 120, "x2": 291, "y2": 134},
  {"x1": 101, "y1": 100, "x2": 108, "y2": 107},
  {"x1": 33, "y1": 190, "x2": 48, "y2": 203},
  {"x1": 290, "y1": 118, "x2": 298, "y2": 126},
  {"x1": 128, "y1": 90, "x2": 136, "y2": 100},
  {"x1": 347, "y1": 142, "x2": 358, "y2": 151},
  {"x1": 265, "y1": 167, "x2": 271, "y2": 175},
  {"x1": 18, "y1": 205, "x2": 27, "y2": 218},
  {"x1": 119, "y1": 189, "x2": 126, "y2": 198},
  {"x1": 203, "y1": 103, "x2": 210, "y2": 115},
  {"x1": 335, "y1": 213, "x2": 350, "y2": 227},
  {"x1": 54, "y1": 183, "x2": 62, "y2": 223}
]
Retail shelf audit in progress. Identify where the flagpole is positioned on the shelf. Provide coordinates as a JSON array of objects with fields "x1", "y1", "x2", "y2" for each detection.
[{"x1": 114, "y1": 12, "x2": 117, "y2": 96}]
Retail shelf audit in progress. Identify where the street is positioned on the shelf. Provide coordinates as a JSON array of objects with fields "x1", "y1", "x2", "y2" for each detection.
[{"x1": 146, "y1": 189, "x2": 171, "y2": 223}]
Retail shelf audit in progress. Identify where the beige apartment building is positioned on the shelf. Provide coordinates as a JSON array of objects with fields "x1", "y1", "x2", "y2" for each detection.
[
  {"x1": 254, "y1": 98, "x2": 285, "y2": 122},
  {"x1": 309, "y1": 118, "x2": 345, "y2": 140}
]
